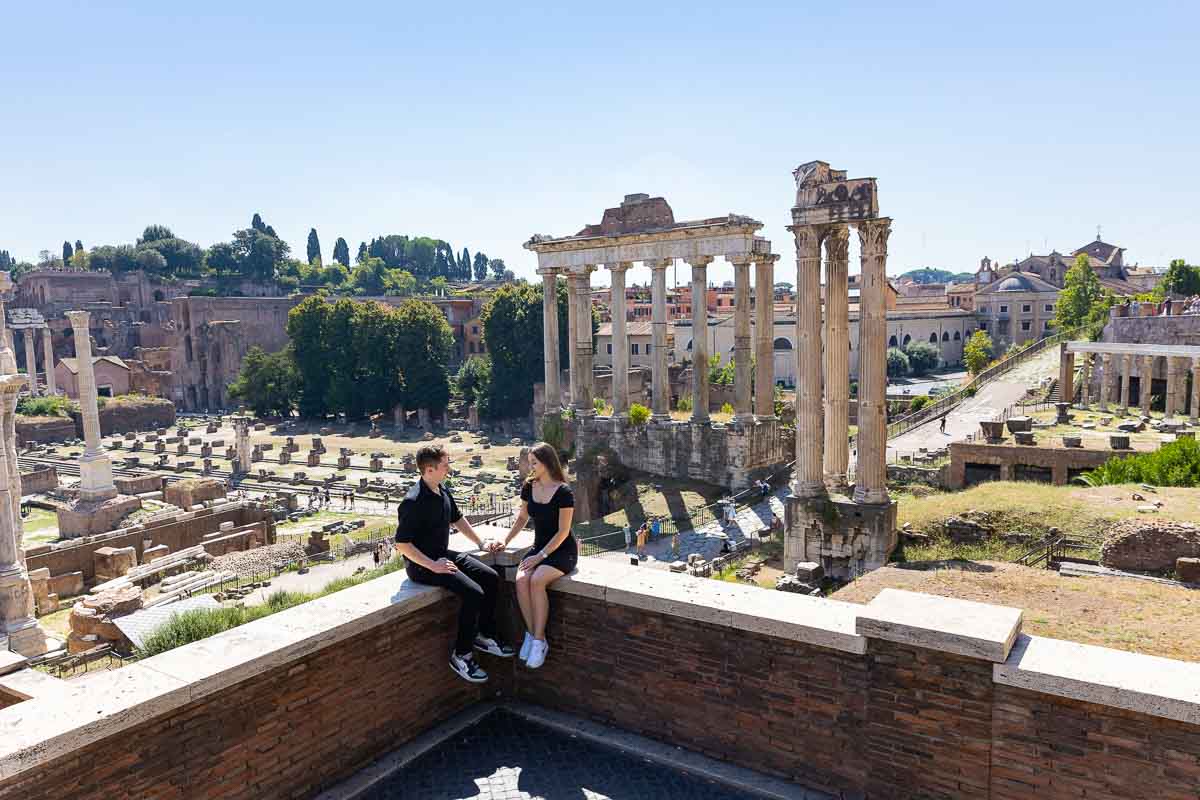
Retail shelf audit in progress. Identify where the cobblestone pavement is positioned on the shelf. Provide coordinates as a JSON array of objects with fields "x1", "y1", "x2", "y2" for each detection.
[
  {"x1": 359, "y1": 711, "x2": 767, "y2": 800},
  {"x1": 592, "y1": 491, "x2": 786, "y2": 571}
]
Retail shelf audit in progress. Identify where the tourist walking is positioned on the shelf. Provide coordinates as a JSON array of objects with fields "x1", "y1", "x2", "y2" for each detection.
[
  {"x1": 623, "y1": 523, "x2": 632, "y2": 551},
  {"x1": 636, "y1": 522, "x2": 649, "y2": 558},
  {"x1": 501, "y1": 442, "x2": 578, "y2": 670},
  {"x1": 394, "y1": 444, "x2": 514, "y2": 683},
  {"x1": 940, "y1": 416, "x2": 947, "y2": 435}
]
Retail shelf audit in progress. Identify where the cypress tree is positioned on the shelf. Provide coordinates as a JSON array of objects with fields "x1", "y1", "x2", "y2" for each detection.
[
  {"x1": 306, "y1": 228, "x2": 322, "y2": 265},
  {"x1": 332, "y1": 237, "x2": 350, "y2": 267},
  {"x1": 62, "y1": 241, "x2": 73, "y2": 263}
]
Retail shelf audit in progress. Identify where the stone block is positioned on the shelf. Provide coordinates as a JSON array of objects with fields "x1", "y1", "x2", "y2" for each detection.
[
  {"x1": 130, "y1": 440, "x2": 143, "y2": 451},
  {"x1": 143, "y1": 544, "x2": 169, "y2": 564},
  {"x1": 188, "y1": 437, "x2": 202, "y2": 445},
  {"x1": 794, "y1": 561, "x2": 824, "y2": 582},
  {"x1": 1006, "y1": 417, "x2": 1032, "y2": 433},
  {"x1": 56, "y1": 495, "x2": 142, "y2": 538},
  {"x1": 163, "y1": 478, "x2": 226, "y2": 509},
  {"x1": 211, "y1": 439, "x2": 224, "y2": 448},
  {"x1": 49, "y1": 571, "x2": 84, "y2": 598},
  {"x1": 279, "y1": 450, "x2": 291, "y2": 465},
  {"x1": 370, "y1": 457, "x2": 383, "y2": 472},
  {"x1": 200, "y1": 444, "x2": 212, "y2": 457},
  {"x1": 254, "y1": 422, "x2": 266, "y2": 430},
  {"x1": 154, "y1": 440, "x2": 166, "y2": 454},
  {"x1": 338, "y1": 456, "x2": 350, "y2": 469},
  {"x1": 1014, "y1": 431, "x2": 1036, "y2": 445},
  {"x1": 176, "y1": 443, "x2": 189, "y2": 455},
  {"x1": 1061, "y1": 435, "x2": 1082, "y2": 448},
  {"x1": 1110, "y1": 434, "x2": 1131, "y2": 450},
  {"x1": 307, "y1": 451, "x2": 321, "y2": 467},
  {"x1": 93, "y1": 546, "x2": 138, "y2": 582},
  {"x1": 1178, "y1": 557, "x2": 1200, "y2": 583},
  {"x1": 115, "y1": 475, "x2": 163, "y2": 495}
]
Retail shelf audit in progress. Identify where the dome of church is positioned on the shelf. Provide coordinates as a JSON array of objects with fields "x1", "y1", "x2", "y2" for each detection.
[{"x1": 996, "y1": 275, "x2": 1032, "y2": 292}]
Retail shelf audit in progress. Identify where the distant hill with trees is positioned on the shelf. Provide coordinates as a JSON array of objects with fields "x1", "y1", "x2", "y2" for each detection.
[{"x1": 897, "y1": 267, "x2": 974, "y2": 284}]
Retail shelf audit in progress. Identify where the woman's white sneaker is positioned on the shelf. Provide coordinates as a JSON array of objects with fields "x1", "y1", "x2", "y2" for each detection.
[
  {"x1": 518, "y1": 632, "x2": 534, "y2": 662},
  {"x1": 525, "y1": 639, "x2": 549, "y2": 669}
]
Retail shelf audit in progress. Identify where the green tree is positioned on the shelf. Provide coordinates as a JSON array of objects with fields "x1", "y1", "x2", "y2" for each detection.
[
  {"x1": 356, "y1": 242, "x2": 368, "y2": 263},
  {"x1": 306, "y1": 228, "x2": 322, "y2": 266},
  {"x1": 204, "y1": 242, "x2": 239, "y2": 275},
  {"x1": 903, "y1": 341, "x2": 940, "y2": 375},
  {"x1": 473, "y1": 252, "x2": 489, "y2": 282},
  {"x1": 251, "y1": 213, "x2": 266, "y2": 232},
  {"x1": 455, "y1": 356, "x2": 491, "y2": 406},
  {"x1": 393, "y1": 300, "x2": 454, "y2": 414},
  {"x1": 74, "y1": 239, "x2": 83, "y2": 254},
  {"x1": 480, "y1": 281, "x2": 570, "y2": 419},
  {"x1": 1054, "y1": 254, "x2": 1105, "y2": 332},
  {"x1": 332, "y1": 237, "x2": 350, "y2": 267},
  {"x1": 488, "y1": 258, "x2": 507, "y2": 280},
  {"x1": 230, "y1": 227, "x2": 290, "y2": 282},
  {"x1": 138, "y1": 236, "x2": 203, "y2": 276},
  {"x1": 135, "y1": 248, "x2": 167, "y2": 275},
  {"x1": 227, "y1": 346, "x2": 299, "y2": 417},
  {"x1": 286, "y1": 295, "x2": 333, "y2": 417},
  {"x1": 963, "y1": 330, "x2": 994, "y2": 375},
  {"x1": 138, "y1": 224, "x2": 175, "y2": 245},
  {"x1": 89, "y1": 244, "x2": 140, "y2": 273},
  {"x1": 1161, "y1": 259, "x2": 1200, "y2": 296},
  {"x1": 69, "y1": 249, "x2": 91, "y2": 271},
  {"x1": 62, "y1": 241, "x2": 73, "y2": 263},
  {"x1": 886, "y1": 347, "x2": 910, "y2": 377},
  {"x1": 459, "y1": 247, "x2": 471, "y2": 280},
  {"x1": 384, "y1": 269, "x2": 417, "y2": 296}
]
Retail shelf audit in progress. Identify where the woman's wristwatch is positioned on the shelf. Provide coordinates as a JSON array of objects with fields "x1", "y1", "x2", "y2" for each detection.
[{"x1": 537, "y1": 550, "x2": 548, "y2": 560}]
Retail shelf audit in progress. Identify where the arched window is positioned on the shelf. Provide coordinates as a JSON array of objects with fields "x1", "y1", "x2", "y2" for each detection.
[
  {"x1": 902, "y1": 334, "x2": 912, "y2": 346},
  {"x1": 941, "y1": 332, "x2": 949, "y2": 342},
  {"x1": 686, "y1": 339, "x2": 693, "y2": 351},
  {"x1": 888, "y1": 335, "x2": 898, "y2": 347},
  {"x1": 772, "y1": 337, "x2": 792, "y2": 350},
  {"x1": 929, "y1": 332, "x2": 938, "y2": 343},
  {"x1": 954, "y1": 331, "x2": 961, "y2": 340}
]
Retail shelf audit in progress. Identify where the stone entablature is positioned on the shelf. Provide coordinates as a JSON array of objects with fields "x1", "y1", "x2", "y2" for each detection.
[{"x1": 1064, "y1": 340, "x2": 1200, "y2": 421}]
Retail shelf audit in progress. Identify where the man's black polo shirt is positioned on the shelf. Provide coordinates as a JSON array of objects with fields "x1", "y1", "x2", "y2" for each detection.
[{"x1": 395, "y1": 478, "x2": 462, "y2": 561}]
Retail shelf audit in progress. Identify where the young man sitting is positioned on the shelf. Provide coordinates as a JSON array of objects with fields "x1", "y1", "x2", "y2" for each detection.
[{"x1": 394, "y1": 444, "x2": 513, "y2": 682}]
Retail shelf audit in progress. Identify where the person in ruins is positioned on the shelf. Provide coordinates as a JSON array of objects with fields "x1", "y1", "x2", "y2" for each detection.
[
  {"x1": 394, "y1": 443, "x2": 514, "y2": 683},
  {"x1": 499, "y1": 441, "x2": 578, "y2": 670}
]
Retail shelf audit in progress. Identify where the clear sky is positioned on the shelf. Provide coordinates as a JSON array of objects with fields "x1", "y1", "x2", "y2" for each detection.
[{"x1": 3, "y1": 1, "x2": 1196, "y2": 288}]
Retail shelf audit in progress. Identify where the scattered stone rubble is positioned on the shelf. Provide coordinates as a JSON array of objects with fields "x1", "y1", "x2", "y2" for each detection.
[{"x1": 210, "y1": 541, "x2": 307, "y2": 578}]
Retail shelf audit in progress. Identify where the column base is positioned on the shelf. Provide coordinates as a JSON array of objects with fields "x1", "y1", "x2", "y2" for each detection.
[
  {"x1": 823, "y1": 473, "x2": 849, "y2": 494},
  {"x1": 731, "y1": 413, "x2": 756, "y2": 428},
  {"x1": 789, "y1": 479, "x2": 825, "y2": 499},
  {"x1": 853, "y1": 486, "x2": 890, "y2": 506},
  {"x1": 78, "y1": 450, "x2": 118, "y2": 503},
  {"x1": 784, "y1": 494, "x2": 898, "y2": 580}
]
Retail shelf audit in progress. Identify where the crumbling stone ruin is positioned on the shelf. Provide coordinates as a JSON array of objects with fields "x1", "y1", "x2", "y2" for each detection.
[{"x1": 1101, "y1": 518, "x2": 1200, "y2": 572}]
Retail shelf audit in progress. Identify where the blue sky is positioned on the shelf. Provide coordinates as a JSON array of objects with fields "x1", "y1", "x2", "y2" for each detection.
[{"x1": 3, "y1": 1, "x2": 1196, "y2": 288}]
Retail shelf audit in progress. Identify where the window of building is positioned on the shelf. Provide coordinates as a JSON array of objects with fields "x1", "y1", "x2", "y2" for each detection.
[
  {"x1": 953, "y1": 331, "x2": 961, "y2": 341},
  {"x1": 471, "y1": 326, "x2": 479, "y2": 335},
  {"x1": 999, "y1": 305, "x2": 1008, "y2": 313},
  {"x1": 942, "y1": 332, "x2": 949, "y2": 342},
  {"x1": 902, "y1": 334, "x2": 912, "y2": 346},
  {"x1": 1021, "y1": 321, "x2": 1031, "y2": 332},
  {"x1": 929, "y1": 332, "x2": 938, "y2": 343},
  {"x1": 1044, "y1": 304, "x2": 1054, "y2": 312},
  {"x1": 1044, "y1": 320, "x2": 1052, "y2": 330},
  {"x1": 978, "y1": 305, "x2": 988, "y2": 314},
  {"x1": 632, "y1": 343, "x2": 639, "y2": 355},
  {"x1": 888, "y1": 335, "x2": 898, "y2": 347},
  {"x1": 606, "y1": 343, "x2": 612, "y2": 354},
  {"x1": 468, "y1": 342, "x2": 476, "y2": 354},
  {"x1": 979, "y1": 322, "x2": 988, "y2": 331},
  {"x1": 1022, "y1": 304, "x2": 1031, "y2": 313},
  {"x1": 772, "y1": 337, "x2": 792, "y2": 350}
]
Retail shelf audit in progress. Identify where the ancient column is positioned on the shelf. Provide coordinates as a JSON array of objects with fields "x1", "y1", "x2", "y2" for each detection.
[
  {"x1": 1165, "y1": 356, "x2": 1178, "y2": 418},
  {"x1": 0, "y1": 281, "x2": 20, "y2": 560},
  {"x1": 41, "y1": 327, "x2": 55, "y2": 396},
  {"x1": 731, "y1": 255, "x2": 753, "y2": 423},
  {"x1": 1079, "y1": 355, "x2": 1092, "y2": 407},
  {"x1": 1059, "y1": 343, "x2": 1075, "y2": 407},
  {"x1": 565, "y1": 273, "x2": 579, "y2": 412},
  {"x1": 791, "y1": 224, "x2": 825, "y2": 498},
  {"x1": 65, "y1": 311, "x2": 116, "y2": 502},
  {"x1": 649, "y1": 259, "x2": 671, "y2": 421},
  {"x1": 1140, "y1": 355, "x2": 1154, "y2": 415},
  {"x1": 609, "y1": 262, "x2": 631, "y2": 417},
  {"x1": 1098, "y1": 353, "x2": 1111, "y2": 412},
  {"x1": 233, "y1": 416, "x2": 252, "y2": 474},
  {"x1": 539, "y1": 269, "x2": 561, "y2": 415},
  {"x1": 754, "y1": 254, "x2": 778, "y2": 418},
  {"x1": 689, "y1": 256, "x2": 713, "y2": 423},
  {"x1": 22, "y1": 329, "x2": 38, "y2": 396},
  {"x1": 854, "y1": 219, "x2": 891, "y2": 506},
  {"x1": 0, "y1": 371, "x2": 52, "y2": 656},
  {"x1": 572, "y1": 268, "x2": 596, "y2": 416},
  {"x1": 1119, "y1": 354, "x2": 1131, "y2": 415},
  {"x1": 823, "y1": 226, "x2": 851, "y2": 490},
  {"x1": 0, "y1": 275, "x2": 13, "y2": 378},
  {"x1": 1190, "y1": 358, "x2": 1199, "y2": 424}
]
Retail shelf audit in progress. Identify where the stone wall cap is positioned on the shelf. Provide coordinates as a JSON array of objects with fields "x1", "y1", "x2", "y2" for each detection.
[
  {"x1": 856, "y1": 588, "x2": 1022, "y2": 662},
  {"x1": 995, "y1": 634, "x2": 1200, "y2": 725}
]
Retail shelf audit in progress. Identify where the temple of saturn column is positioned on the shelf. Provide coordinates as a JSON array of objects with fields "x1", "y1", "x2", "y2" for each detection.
[
  {"x1": 0, "y1": 273, "x2": 58, "y2": 658},
  {"x1": 54, "y1": 311, "x2": 141, "y2": 538},
  {"x1": 6, "y1": 308, "x2": 53, "y2": 397},
  {"x1": 1065, "y1": 341, "x2": 1200, "y2": 422},
  {"x1": 526, "y1": 194, "x2": 789, "y2": 511},
  {"x1": 783, "y1": 161, "x2": 898, "y2": 580}
]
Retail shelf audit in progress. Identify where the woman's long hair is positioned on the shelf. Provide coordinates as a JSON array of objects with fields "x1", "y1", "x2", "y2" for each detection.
[{"x1": 525, "y1": 441, "x2": 567, "y2": 484}]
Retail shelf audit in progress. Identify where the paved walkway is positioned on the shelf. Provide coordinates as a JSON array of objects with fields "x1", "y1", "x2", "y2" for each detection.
[
  {"x1": 593, "y1": 490, "x2": 787, "y2": 570},
  {"x1": 242, "y1": 551, "x2": 378, "y2": 604},
  {"x1": 885, "y1": 346, "x2": 1061, "y2": 462}
]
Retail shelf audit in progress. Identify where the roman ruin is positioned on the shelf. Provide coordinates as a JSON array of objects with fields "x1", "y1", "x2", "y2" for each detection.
[{"x1": 782, "y1": 161, "x2": 897, "y2": 579}]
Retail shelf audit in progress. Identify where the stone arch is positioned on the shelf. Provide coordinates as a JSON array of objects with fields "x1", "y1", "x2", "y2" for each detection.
[
  {"x1": 888, "y1": 335, "x2": 898, "y2": 347},
  {"x1": 929, "y1": 332, "x2": 938, "y2": 343},
  {"x1": 902, "y1": 334, "x2": 912, "y2": 346},
  {"x1": 772, "y1": 337, "x2": 792, "y2": 350},
  {"x1": 954, "y1": 331, "x2": 961, "y2": 340},
  {"x1": 942, "y1": 331, "x2": 950, "y2": 342}
]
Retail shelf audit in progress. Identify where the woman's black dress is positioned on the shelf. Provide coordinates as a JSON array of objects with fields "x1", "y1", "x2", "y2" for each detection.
[{"x1": 520, "y1": 482, "x2": 578, "y2": 574}]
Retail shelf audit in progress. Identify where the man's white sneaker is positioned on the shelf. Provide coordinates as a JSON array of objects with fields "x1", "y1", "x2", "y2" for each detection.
[
  {"x1": 518, "y1": 632, "x2": 534, "y2": 661},
  {"x1": 449, "y1": 652, "x2": 489, "y2": 683},
  {"x1": 473, "y1": 635, "x2": 515, "y2": 658},
  {"x1": 525, "y1": 639, "x2": 549, "y2": 669}
]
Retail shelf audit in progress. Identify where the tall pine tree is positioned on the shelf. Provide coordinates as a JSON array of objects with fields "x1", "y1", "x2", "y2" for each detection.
[
  {"x1": 62, "y1": 241, "x2": 73, "y2": 263},
  {"x1": 74, "y1": 239, "x2": 83, "y2": 254},
  {"x1": 332, "y1": 237, "x2": 350, "y2": 267},
  {"x1": 356, "y1": 242, "x2": 368, "y2": 263},
  {"x1": 306, "y1": 228, "x2": 322, "y2": 265},
  {"x1": 251, "y1": 213, "x2": 266, "y2": 232}
]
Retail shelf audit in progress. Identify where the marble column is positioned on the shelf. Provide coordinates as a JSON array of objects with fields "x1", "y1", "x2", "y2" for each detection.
[
  {"x1": 565, "y1": 274, "x2": 579, "y2": 412},
  {"x1": 1190, "y1": 358, "x2": 1199, "y2": 424},
  {"x1": 0, "y1": 279, "x2": 20, "y2": 561},
  {"x1": 649, "y1": 259, "x2": 671, "y2": 421},
  {"x1": 41, "y1": 327, "x2": 55, "y2": 396},
  {"x1": 609, "y1": 262, "x2": 631, "y2": 417},
  {"x1": 1119, "y1": 354, "x2": 1131, "y2": 415},
  {"x1": 823, "y1": 226, "x2": 850, "y2": 490},
  {"x1": 65, "y1": 311, "x2": 116, "y2": 502},
  {"x1": 754, "y1": 255, "x2": 778, "y2": 418},
  {"x1": 572, "y1": 268, "x2": 596, "y2": 416},
  {"x1": 233, "y1": 416, "x2": 252, "y2": 474},
  {"x1": 791, "y1": 224, "x2": 825, "y2": 498},
  {"x1": 731, "y1": 255, "x2": 753, "y2": 423},
  {"x1": 22, "y1": 330, "x2": 38, "y2": 396},
  {"x1": 538, "y1": 269, "x2": 562, "y2": 414},
  {"x1": 1079, "y1": 355, "x2": 1092, "y2": 407},
  {"x1": 1098, "y1": 354, "x2": 1111, "y2": 412},
  {"x1": 0, "y1": 371, "x2": 52, "y2": 656},
  {"x1": 854, "y1": 218, "x2": 892, "y2": 506},
  {"x1": 1165, "y1": 356, "x2": 1178, "y2": 418},
  {"x1": 1059, "y1": 343, "x2": 1075, "y2": 407},
  {"x1": 689, "y1": 256, "x2": 713, "y2": 423},
  {"x1": 0, "y1": 275, "x2": 13, "y2": 377},
  {"x1": 1140, "y1": 355, "x2": 1154, "y2": 415}
]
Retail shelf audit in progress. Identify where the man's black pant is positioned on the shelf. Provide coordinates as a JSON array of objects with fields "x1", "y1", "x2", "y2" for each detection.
[{"x1": 406, "y1": 551, "x2": 499, "y2": 656}]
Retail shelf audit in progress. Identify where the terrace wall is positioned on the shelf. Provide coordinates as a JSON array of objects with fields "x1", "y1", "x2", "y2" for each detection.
[{"x1": 1, "y1": 532, "x2": 1197, "y2": 799}]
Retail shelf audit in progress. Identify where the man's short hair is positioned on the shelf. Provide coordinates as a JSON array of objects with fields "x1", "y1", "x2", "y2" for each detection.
[{"x1": 416, "y1": 444, "x2": 448, "y2": 473}]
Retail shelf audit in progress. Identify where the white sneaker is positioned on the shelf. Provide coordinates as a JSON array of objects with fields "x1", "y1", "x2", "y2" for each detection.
[
  {"x1": 525, "y1": 639, "x2": 549, "y2": 669},
  {"x1": 449, "y1": 652, "x2": 489, "y2": 683},
  {"x1": 519, "y1": 632, "x2": 533, "y2": 661}
]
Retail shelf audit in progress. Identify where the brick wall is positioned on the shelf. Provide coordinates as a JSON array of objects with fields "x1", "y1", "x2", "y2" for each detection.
[{"x1": 0, "y1": 600, "x2": 483, "y2": 800}]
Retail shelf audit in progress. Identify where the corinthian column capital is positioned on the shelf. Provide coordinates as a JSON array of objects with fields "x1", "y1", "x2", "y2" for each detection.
[
  {"x1": 686, "y1": 255, "x2": 714, "y2": 269},
  {"x1": 857, "y1": 217, "x2": 892, "y2": 256},
  {"x1": 791, "y1": 224, "x2": 825, "y2": 256},
  {"x1": 65, "y1": 309, "x2": 91, "y2": 329},
  {"x1": 824, "y1": 225, "x2": 850, "y2": 260}
]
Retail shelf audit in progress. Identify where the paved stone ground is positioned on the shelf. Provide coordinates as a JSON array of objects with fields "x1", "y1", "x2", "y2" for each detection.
[
  {"x1": 359, "y1": 711, "x2": 768, "y2": 800},
  {"x1": 593, "y1": 491, "x2": 786, "y2": 571},
  {"x1": 885, "y1": 345, "x2": 1062, "y2": 462}
]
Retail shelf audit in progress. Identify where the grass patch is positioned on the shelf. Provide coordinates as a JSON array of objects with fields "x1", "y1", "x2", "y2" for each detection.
[
  {"x1": 135, "y1": 557, "x2": 406, "y2": 659},
  {"x1": 16, "y1": 395, "x2": 76, "y2": 418},
  {"x1": 902, "y1": 536, "x2": 1031, "y2": 563}
]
